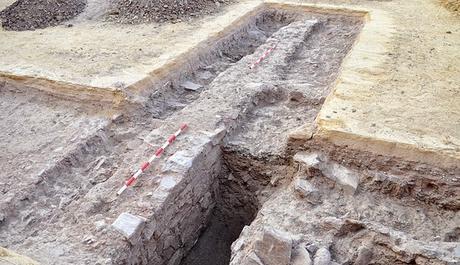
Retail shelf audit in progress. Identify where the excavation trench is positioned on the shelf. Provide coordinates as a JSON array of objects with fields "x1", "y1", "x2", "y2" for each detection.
[
  {"x1": 145, "y1": 8, "x2": 365, "y2": 265},
  {"x1": 173, "y1": 9, "x2": 365, "y2": 265},
  {"x1": 0, "y1": 6, "x2": 376, "y2": 265},
  {"x1": 179, "y1": 151, "x2": 281, "y2": 265},
  {"x1": 143, "y1": 9, "x2": 296, "y2": 119},
  {"x1": 3, "y1": 3, "x2": 456, "y2": 265}
]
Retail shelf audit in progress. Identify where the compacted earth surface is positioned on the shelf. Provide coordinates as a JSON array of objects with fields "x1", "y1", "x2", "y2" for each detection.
[{"x1": 0, "y1": 1, "x2": 459, "y2": 265}]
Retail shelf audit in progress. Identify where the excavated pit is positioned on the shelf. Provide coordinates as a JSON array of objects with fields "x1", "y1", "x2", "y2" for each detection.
[
  {"x1": 179, "y1": 10, "x2": 366, "y2": 265},
  {"x1": 1, "y1": 4, "x2": 458, "y2": 265}
]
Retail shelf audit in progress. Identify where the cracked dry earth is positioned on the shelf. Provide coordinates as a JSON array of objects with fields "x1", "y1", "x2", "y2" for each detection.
[{"x1": 0, "y1": 5, "x2": 459, "y2": 265}]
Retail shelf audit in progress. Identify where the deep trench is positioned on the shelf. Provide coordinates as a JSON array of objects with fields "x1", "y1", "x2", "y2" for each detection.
[
  {"x1": 0, "y1": 6, "x2": 367, "y2": 265},
  {"x1": 1, "y1": 1, "x2": 458, "y2": 264},
  {"x1": 177, "y1": 10, "x2": 364, "y2": 265},
  {"x1": 179, "y1": 150, "x2": 275, "y2": 265}
]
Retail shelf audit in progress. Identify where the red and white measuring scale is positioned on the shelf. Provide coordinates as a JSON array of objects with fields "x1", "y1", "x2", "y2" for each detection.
[
  {"x1": 249, "y1": 41, "x2": 278, "y2": 69},
  {"x1": 116, "y1": 124, "x2": 188, "y2": 195}
]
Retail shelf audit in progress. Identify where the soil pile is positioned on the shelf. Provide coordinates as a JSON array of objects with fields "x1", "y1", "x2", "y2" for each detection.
[
  {"x1": 108, "y1": 0, "x2": 231, "y2": 24},
  {"x1": 0, "y1": 0, "x2": 86, "y2": 31}
]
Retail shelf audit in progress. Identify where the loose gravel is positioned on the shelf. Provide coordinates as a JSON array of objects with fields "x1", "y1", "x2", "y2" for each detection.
[
  {"x1": 0, "y1": 0, "x2": 86, "y2": 31},
  {"x1": 108, "y1": 0, "x2": 232, "y2": 24}
]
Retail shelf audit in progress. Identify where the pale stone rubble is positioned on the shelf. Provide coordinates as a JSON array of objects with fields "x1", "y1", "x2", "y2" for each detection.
[
  {"x1": 231, "y1": 226, "x2": 338, "y2": 265},
  {"x1": 228, "y1": 151, "x2": 460, "y2": 265},
  {"x1": 293, "y1": 152, "x2": 359, "y2": 193}
]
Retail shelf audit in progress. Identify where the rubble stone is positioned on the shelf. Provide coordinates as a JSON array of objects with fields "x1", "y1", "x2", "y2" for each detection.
[
  {"x1": 293, "y1": 152, "x2": 322, "y2": 168},
  {"x1": 314, "y1": 247, "x2": 331, "y2": 265},
  {"x1": 294, "y1": 152, "x2": 359, "y2": 193},
  {"x1": 162, "y1": 150, "x2": 194, "y2": 173},
  {"x1": 355, "y1": 246, "x2": 373, "y2": 265},
  {"x1": 293, "y1": 178, "x2": 321, "y2": 203},
  {"x1": 292, "y1": 245, "x2": 313, "y2": 265},
  {"x1": 180, "y1": 81, "x2": 203, "y2": 91},
  {"x1": 111, "y1": 212, "x2": 146, "y2": 244},
  {"x1": 253, "y1": 227, "x2": 293, "y2": 265}
]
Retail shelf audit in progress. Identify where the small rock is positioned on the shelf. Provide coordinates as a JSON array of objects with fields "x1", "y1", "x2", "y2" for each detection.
[
  {"x1": 254, "y1": 227, "x2": 292, "y2": 265},
  {"x1": 324, "y1": 163, "x2": 359, "y2": 193},
  {"x1": 180, "y1": 81, "x2": 202, "y2": 91},
  {"x1": 83, "y1": 235, "x2": 95, "y2": 244},
  {"x1": 355, "y1": 246, "x2": 373, "y2": 265},
  {"x1": 197, "y1": 70, "x2": 214, "y2": 80},
  {"x1": 293, "y1": 152, "x2": 322, "y2": 168},
  {"x1": 111, "y1": 114, "x2": 124, "y2": 124},
  {"x1": 289, "y1": 124, "x2": 314, "y2": 140},
  {"x1": 113, "y1": 81, "x2": 126, "y2": 89},
  {"x1": 93, "y1": 156, "x2": 106, "y2": 171},
  {"x1": 293, "y1": 178, "x2": 321, "y2": 203},
  {"x1": 95, "y1": 220, "x2": 107, "y2": 232},
  {"x1": 306, "y1": 243, "x2": 318, "y2": 254},
  {"x1": 292, "y1": 245, "x2": 312, "y2": 265},
  {"x1": 294, "y1": 152, "x2": 359, "y2": 194},
  {"x1": 314, "y1": 247, "x2": 331, "y2": 265}
]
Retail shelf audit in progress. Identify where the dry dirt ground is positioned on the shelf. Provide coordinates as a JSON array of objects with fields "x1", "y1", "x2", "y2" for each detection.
[{"x1": 0, "y1": 0, "x2": 459, "y2": 265}]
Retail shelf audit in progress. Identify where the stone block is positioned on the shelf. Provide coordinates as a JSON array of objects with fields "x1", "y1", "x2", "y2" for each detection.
[
  {"x1": 159, "y1": 176, "x2": 177, "y2": 191},
  {"x1": 162, "y1": 150, "x2": 194, "y2": 173},
  {"x1": 112, "y1": 212, "x2": 146, "y2": 244}
]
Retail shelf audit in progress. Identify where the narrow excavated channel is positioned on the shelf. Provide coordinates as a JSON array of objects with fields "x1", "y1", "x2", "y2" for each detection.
[{"x1": 179, "y1": 11, "x2": 364, "y2": 265}]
